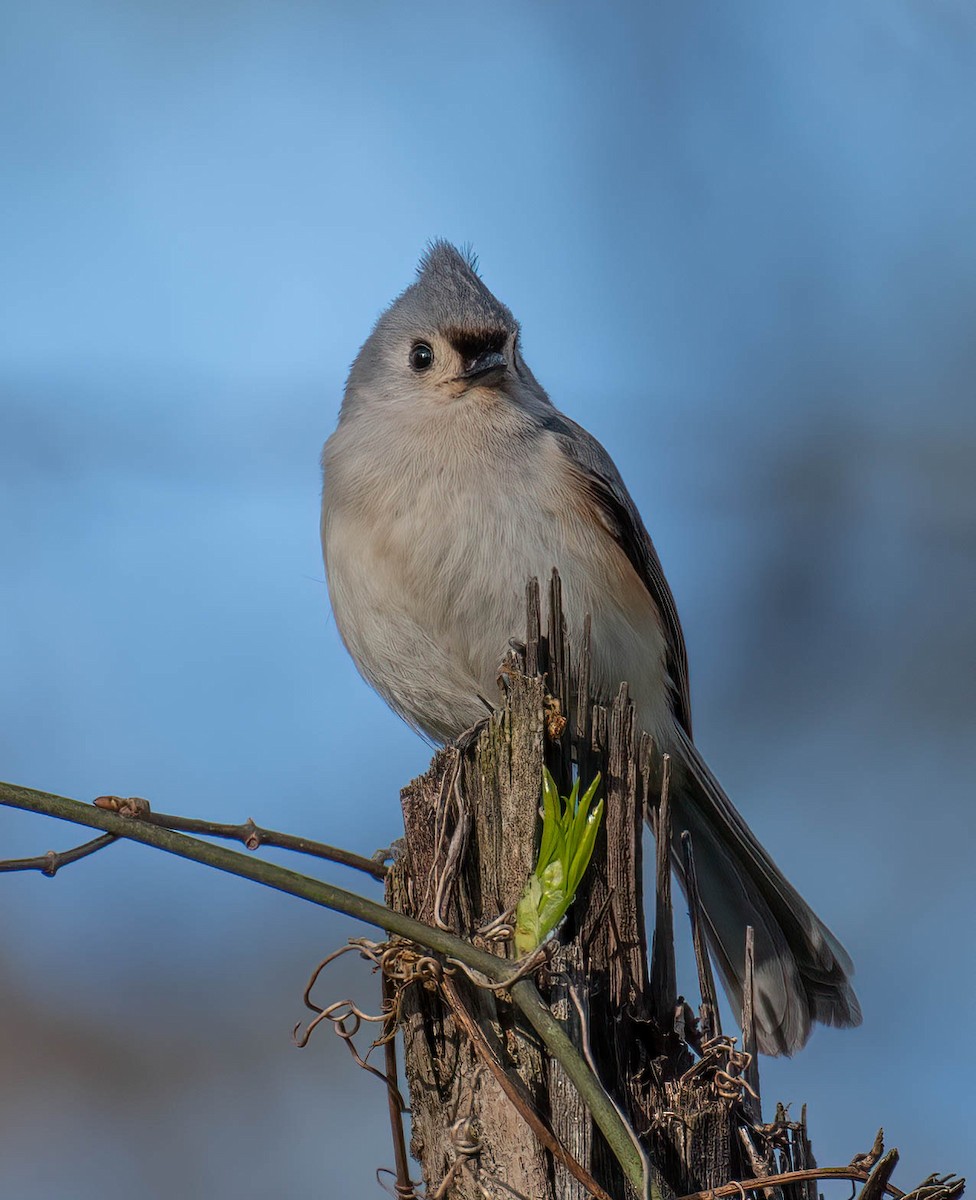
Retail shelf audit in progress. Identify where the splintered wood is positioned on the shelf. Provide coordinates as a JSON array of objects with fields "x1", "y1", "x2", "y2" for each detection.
[{"x1": 386, "y1": 574, "x2": 816, "y2": 1200}]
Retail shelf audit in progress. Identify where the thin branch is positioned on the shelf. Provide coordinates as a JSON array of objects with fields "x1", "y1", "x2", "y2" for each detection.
[
  {"x1": 0, "y1": 779, "x2": 503, "y2": 968},
  {"x1": 440, "y1": 974, "x2": 615, "y2": 1200},
  {"x1": 510, "y1": 974, "x2": 658, "y2": 1199},
  {"x1": 649, "y1": 753, "x2": 675, "y2": 1026},
  {"x1": 0, "y1": 833, "x2": 118, "y2": 876},
  {"x1": 92, "y1": 795, "x2": 387, "y2": 880},
  {"x1": 674, "y1": 1164, "x2": 907, "y2": 1200},
  {"x1": 0, "y1": 778, "x2": 647, "y2": 1197},
  {"x1": 741, "y1": 924, "x2": 761, "y2": 1119},
  {"x1": 381, "y1": 974, "x2": 415, "y2": 1199},
  {"x1": 680, "y1": 829, "x2": 721, "y2": 1042}
]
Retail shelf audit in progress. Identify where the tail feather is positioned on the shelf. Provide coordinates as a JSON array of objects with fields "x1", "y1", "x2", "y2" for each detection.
[{"x1": 667, "y1": 727, "x2": 862, "y2": 1056}]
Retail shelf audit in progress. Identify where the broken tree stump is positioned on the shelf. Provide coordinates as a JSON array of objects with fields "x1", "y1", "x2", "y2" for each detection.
[{"x1": 385, "y1": 575, "x2": 830, "y2": 1199}]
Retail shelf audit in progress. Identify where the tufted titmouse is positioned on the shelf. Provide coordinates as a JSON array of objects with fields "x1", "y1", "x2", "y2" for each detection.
[{"x1": 321, "y1": 242, "x2": 861, "y2": 1055}]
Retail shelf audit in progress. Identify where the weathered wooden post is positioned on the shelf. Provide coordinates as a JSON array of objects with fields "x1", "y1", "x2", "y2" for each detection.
[{"x1": 385, "y1": 575, "x2": 872, "y2": 1199}]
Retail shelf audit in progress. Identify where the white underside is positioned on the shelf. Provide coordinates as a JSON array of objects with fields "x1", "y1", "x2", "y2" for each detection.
[{"x1": 322, "y1": 393, "x2": 671, "y2": 743}]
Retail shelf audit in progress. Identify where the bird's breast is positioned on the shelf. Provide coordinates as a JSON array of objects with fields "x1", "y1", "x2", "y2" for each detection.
[{"x1": 323, "y1": 407, "x2": 670, "y2": 739}]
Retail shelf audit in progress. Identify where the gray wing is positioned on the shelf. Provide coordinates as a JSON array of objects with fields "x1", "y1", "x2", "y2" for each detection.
[{"x1": 541, "y1": 410, "x2": 693, "y2": 736}]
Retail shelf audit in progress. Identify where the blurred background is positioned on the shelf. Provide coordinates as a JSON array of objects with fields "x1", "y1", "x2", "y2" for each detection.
[{"x1": 2, "y1": 2, "x2": 974, "y2": 1196}]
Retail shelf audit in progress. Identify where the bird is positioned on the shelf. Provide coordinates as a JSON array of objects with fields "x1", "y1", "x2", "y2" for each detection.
[{"x1": 320, "y1": 241, "x2": 861, "y2": 1056}]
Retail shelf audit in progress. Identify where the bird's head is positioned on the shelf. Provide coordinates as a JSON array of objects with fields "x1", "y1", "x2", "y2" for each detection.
[{"x1": 343, "y1": 242, "x2": 528, "y2": 414}]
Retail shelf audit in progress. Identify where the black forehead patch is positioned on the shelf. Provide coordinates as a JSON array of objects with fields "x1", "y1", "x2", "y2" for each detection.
[{"x1": 444, "y1": 326, "x2": 508, "y2": 362}]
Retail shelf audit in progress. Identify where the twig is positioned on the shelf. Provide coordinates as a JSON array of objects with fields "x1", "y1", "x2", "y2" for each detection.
[
  {"x1": 525, "y1": 576, "x2": 542, "y2": 677},
  {"x1": 900, "y1": 1174, "x2": 965, "y2": 1200},
  {"x1": 649, "y1": 754, "x2": 676, "y2": 1028},
  {"x1": 92, "y1": 795, "x2": 387, "y2": 880},
  {"x1": 511, "y1": 972, "x2": 659, "y2": 1199},
  {"x1": 851, "y1": 1130, "x2": 886, "y2": 1174},
  {"x1": 860, "y1": 1151, "x2": 901, "y2": 1200},
  {"x1": 680, "y1": 830, "x2": 721, "y2": 1042},
  {"x1": 447, "y1": 942, "x2": 552, "y2": 993},
  {"x1": 0, "y1": 778, "x2": 648, "y2": 1197},
  {"x1": 381, "y1": 974, "x2": 416, "y2": 1199},
  {"x1": 566, "y1": 981, "x2": 662, "y2": 1200},
  {"x1": 429, "y1": 1093, "x2": 484, "y2": 1199},
  {"x1": 429, "y1": 753, "x2": 470, "y2": 930},
  {"x1": 741, "y1": 925, "x2": 761, "y2": 1119},
  {"x1": 0, "y1": 833, "x2": 117, "y2": 875},
  {"x1": 0, "y1": 778, "x2": 539, "y2": 982},
  {"x1": 296, "y1": 946, "x2": 418, "y2": 1198},
  {"x1": 674, "y1": 1164, "x2": 907, "y2": 1200},
  {"x1": 440, "y1": 974, "x2": 615, "y2": 1200},
  {"x1": 737, "y1": 1127, "x2": 778, "y2": 1200}
]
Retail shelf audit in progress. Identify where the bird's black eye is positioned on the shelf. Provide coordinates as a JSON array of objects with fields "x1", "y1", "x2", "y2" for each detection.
[{"x1": 409, "y1": 342, "x2": 434, "y2": 372}]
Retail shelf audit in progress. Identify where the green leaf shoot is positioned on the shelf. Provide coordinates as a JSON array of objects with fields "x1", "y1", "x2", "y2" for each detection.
[{"x1": 514, "y1": 769, "x2": 604, "y2": 956}]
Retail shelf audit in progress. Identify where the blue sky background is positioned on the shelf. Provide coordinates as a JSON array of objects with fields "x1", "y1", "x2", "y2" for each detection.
[{"x1": 2, "y1": 2, "x2": 974, "y2": 1196}]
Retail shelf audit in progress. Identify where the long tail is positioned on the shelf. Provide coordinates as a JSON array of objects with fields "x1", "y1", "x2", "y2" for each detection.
[{"x1": 666, "y1": 726, "x2": 862, "y2": 1056}]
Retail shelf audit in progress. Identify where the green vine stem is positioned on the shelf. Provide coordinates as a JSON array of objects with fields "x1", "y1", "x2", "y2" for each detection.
[{"x1": 0, "y1": 779, "x2": 661, "y2": 1199}]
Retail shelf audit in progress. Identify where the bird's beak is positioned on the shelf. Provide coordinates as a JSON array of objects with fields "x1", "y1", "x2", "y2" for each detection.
[{"x1": 458, "y1": 350, "x2": 508, "y2": 387}]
